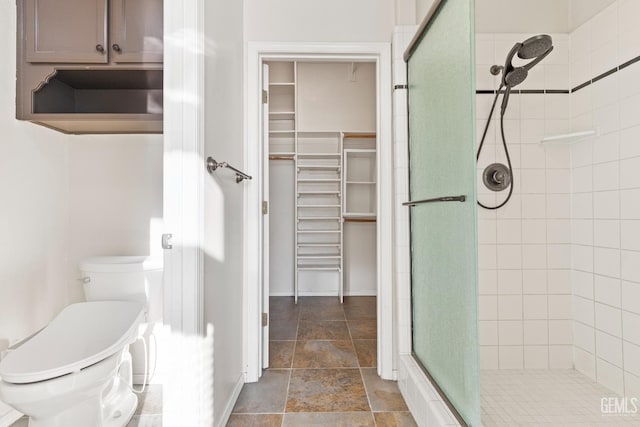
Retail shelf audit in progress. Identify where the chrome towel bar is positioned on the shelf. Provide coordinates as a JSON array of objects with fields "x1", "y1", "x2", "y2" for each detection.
[
  {"x1": 403, "y1": 195, "x2": 466, "y2": 207},
  {"x1": 206, "y1": 157, "x2": 252, "y2": 183}
]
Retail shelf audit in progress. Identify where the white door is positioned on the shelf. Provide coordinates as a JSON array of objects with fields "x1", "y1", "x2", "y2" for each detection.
[{"x1": 261, "y1": 63, "x2": 270, "y2": 369}]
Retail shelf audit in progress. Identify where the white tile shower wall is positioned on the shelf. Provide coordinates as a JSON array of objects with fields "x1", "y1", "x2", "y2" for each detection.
[
  {"x1": 569, "y1": 0, "x2": 640, "y2": 401},
  {"x1": 476, "y1": 33, "x2": 573, "y2": 370}
]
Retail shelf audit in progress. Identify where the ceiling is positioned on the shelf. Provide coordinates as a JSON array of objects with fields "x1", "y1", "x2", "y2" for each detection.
[{"x1": 475, "y1": 0, "x2": 617, "y2": 33}]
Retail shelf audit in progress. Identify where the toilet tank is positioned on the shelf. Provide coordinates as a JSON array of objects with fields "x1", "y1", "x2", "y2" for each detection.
[{"x1": 79, "y1": 256, "x2": 163, "y2": 309}]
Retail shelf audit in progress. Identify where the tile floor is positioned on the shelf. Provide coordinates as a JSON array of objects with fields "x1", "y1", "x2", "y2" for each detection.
[
  {"x1": 227, "y1": 296, "x2": 417, "y2": 426},
  {"x1": 481, "y1": 369, "x2": 640, "y2": 426},
  {"x1": 9, "y1": 384, "x2": 162, "y2": 427}
]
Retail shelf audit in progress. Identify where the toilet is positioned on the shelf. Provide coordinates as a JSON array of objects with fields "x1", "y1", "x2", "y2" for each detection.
[{"x1": 0, "y1": 256, "x2": 162, "y2": 427}]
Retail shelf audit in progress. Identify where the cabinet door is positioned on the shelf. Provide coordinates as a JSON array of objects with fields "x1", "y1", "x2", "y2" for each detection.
[
  {"x1": 110, "y1": 0, "x2": 163, "y2": 63},
  {"x1": 24, "y1": 0, "x2": 108, "y2": 63}
]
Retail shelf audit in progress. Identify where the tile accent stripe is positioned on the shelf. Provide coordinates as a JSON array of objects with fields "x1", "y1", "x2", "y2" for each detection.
[{"x1": 476, "y1": 53, "x2": 640, "y2": 95}]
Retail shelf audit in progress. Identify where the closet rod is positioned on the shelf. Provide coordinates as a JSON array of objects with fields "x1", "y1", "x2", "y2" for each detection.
[
  {"x1": 343, "y1": 217, "x2": 376, "y2": 223},
  {"x1": 269, "y1": 155, "x2": 295, "y2": 160},
  {"x1": 343, "y1": 132, "x2": 376, "y2": 139}
]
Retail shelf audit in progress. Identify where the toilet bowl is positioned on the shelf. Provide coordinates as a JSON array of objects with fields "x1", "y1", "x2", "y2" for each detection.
[{"x1": 0, "y1": 256, "x2": 161, "y2": 427}]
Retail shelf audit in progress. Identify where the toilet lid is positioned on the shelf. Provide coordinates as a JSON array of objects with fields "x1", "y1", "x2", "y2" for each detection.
[{"x1": 0, "y1": 301, "x2": 144, "y2": 384}]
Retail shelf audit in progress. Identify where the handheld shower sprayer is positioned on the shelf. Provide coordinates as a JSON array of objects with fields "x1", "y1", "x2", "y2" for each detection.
[{"x1": 477, "y1": 34, "x2": 554, "y2": 210}]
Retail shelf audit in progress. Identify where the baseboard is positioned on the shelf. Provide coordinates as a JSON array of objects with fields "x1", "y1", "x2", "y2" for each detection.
[
  {"x1": 0, "y1": 408, "x2": 22, "y2": 427},
  {"x1": 398, "y1": 355, "x2": 460, "y2": 426},
  {"x1": 217, "y1": 374, "x2": 244, "y2": 427},
  {"x1": 269, "y1": 291, "x2": 377, "y2": 297}
]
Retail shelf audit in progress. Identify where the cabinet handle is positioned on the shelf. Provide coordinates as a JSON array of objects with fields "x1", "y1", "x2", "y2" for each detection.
[
  {"x1": 112, "y1": 44, "x2": 122, "y2": 53},
  {"x1": 95, "y1": 44, "x2": 104, "y2": 53}
]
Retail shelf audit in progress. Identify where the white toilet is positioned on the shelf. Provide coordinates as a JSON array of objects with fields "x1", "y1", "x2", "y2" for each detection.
[{"x1": 0, "y1": 256, "x2": 162, "y2": 427}]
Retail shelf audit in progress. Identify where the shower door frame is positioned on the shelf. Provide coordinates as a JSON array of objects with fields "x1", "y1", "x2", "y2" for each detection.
[{"x1": 245, "y1": 42, "x2": 394, "y2": 382}]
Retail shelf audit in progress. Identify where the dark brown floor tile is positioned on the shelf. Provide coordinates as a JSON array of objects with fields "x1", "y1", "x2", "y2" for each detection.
[
  {"x1": 283, "y1": 412, "x2": 375, "y2": 426},
  {"x1": 270, "y1": 340, "x2": 295, "y2": 368},
  {"x1": 226, "y1": 414, "x2": 283, "y2": 427},
  {"x1": 344, "y1": 304, "x2": 376, "y2": 320},
  {"x1": 293, "y1": 340, "x2": 358, "y2": 368},
  {"x1": 270, "y1": 318, "x2": 298, "y2": 340},
  {"x1": 286, "y1": 369, "x2": 370, "y2": 412},
  {"x1": 300, "y1": 303, "x2": 345, "y2": 320},
  {"x1": 360, "y1": 368, "x2": 408, "y2": 412},
  {"x1": 270, "y1": 297, "x2": 300, "y2": 321},
  {"x1": 298, "y1": 296, "x2": 342, "y2": 307},
  {"x1": 232, "y1": 369, "x2": 290, "y2": 413},
  {"x1": 353, "y1": 340, "x2": 377, "y2": 367},
  {"x1": 297, "y1": 320, "x2": 350, "y2": 340},
  {"x1": 373, "y1": 412, "x2": 418, "y2": 427},
  {"x1": 348, "y1": 319, "x2": 377, "y2": 339},
  {"x1": 343, "y1": 296, "x2": 376, "y2": 307}
]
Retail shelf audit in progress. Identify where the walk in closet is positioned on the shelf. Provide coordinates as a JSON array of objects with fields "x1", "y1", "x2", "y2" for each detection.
[{"x1": 266, "y1": 61, "x2": 377, "y2": 302}]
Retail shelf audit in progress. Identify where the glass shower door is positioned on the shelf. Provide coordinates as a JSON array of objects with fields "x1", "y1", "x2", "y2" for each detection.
[{"x1": 405, "y1": 0, "x2": 479, "y2": 425}]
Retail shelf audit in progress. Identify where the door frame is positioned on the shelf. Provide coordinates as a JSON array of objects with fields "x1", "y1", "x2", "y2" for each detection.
[{"x1": 245, "y1": 42, "x2": 394, "y2": 382}]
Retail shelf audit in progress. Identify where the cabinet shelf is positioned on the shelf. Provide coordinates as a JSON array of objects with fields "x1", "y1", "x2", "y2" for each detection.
[
  {"x1": 297, "y1": 153, "x2": 341, "y2": 158},
  {"x1": 298, "y1": 255, "x2": 341, "y2": 259},
  {"x1": 270, "y1": 82, "x2": 295, "y2": 86},
  {"x1": 297, "y1": 191, "x2": 341, "y2": 195},
  {"x1": 346, "y1": 181, "x2": 376, "y2": 185},
  {"x1": 297, "y1": 230, "x2": 341, "y2": 234},
  {"x1": 297, "y1": 179, "x2": 341, "y2": 183},
  {"x1": 297, "y1": 266, "x2": 341, "y2": 271},
  {"x1": 297, "y1": 204, "x2": 341, "y2": 208},
  {"x1": 297, "y1": 243, "x2": 341, "y2": 247},
  {"x1": 298, "y1": 217, "x2": 340, "y2": 220},
  {"x1": 297, "y1": 165, "x2": 341, "y2": 170}
]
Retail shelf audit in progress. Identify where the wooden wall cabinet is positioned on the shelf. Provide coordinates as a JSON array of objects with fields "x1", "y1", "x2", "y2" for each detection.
[{"x1": 17, "y1": 0, "x2": 163, "y2": 134}]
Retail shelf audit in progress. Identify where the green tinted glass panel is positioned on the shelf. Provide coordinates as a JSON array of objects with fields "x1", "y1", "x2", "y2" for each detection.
[{"x1": 407, "y1": 0, "x2": 480, "y2": 425}]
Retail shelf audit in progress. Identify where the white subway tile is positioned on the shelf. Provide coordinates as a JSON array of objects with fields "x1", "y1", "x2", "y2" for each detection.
[
  {"x1": 592, "y1": 73, "x2": 620, "y2": 110},
  {"x1": 524, "y1": 295, "x2": 548, "y2": 320},
  {"x1": 621, "y1": 189, "x2": 640, "y2": 219},
  {"x1": 520, "y1": 144, "x2": 546, "y2": 169},
  {"x1": 499, "y1": 320, "x2": 523, "y2": 345},
  {"x1": 549, "y1": 345, "x2": 573, "y2": 368},
  {"x1": 620, "y1": 93, "x2": 640, "y2": 130},
  {"x1": 497, "y1": 244, "x2": 523, "y2": 269},
  {"x1": 520, "y1": 94, "x2": 545, "y2": 119},
  {"x1": 596, "y1": 330, "x2": 623, "y2": 367},
  {"x1": 520, "y1": 119, "x2": 546, "y2": 144},
  {"x1": 546, "y1": 145, "x2": 571, "y2": 169},
  {"x1": 547, "y1": 219, "x2": 571, "y2": 244},
  {"x1": 522, "y1": 219, "x2": 546, "y2": 244},
  {"x1": 498, "y1": 295, "x2": 523, "y2": 320},
  {"x1": 480, "y1": 346, "x2": 499, "y2": 369},
  {"x1": 497, "y1": 219, "x2": 522, "y2": 244},
  {"x1": 574, "y1": 321, "x2": 596, "y2": 352},
  {"x1": 479, "y1": 295, "x2": 498, "y2": 320},
  {"x1": 545, "y1": 95, "x2": 570, "y2": 120},
  {"x1": 621, "y1": 252, "x2": 640, "y2": 283},
  {"x1": 624, "y1": 341, "x2": 640, "y2": 377},
  {"x1": 591, "y1": 40, "x2": 619, "y2": 77},
  {"x1": 521, "y1": 194, "x2": 547, "y2": 219},
  {"x1": 571, "y1": 166, "x2": 593, "y2": 193},
  {"x1": 548, "y1": 269, "x2": 571, "y2": 294},
  {"x1": 620, "y1": 157, "x2": 640, "y2": 189},
  {"x1": 572, "y1": 219, "x2": 594, "y2": 246},
  {"x1": 594, "y1": 247, "x2": 621, "y2": 278},
  {"x1": 522, "y1": 245, "x2": 547, "y2": 269},
  {"x1": 594, "y1": 219, "x2": 621, "y2": 249},
  {"x1": 524, "y1": 320, "x2": 549, "y2": 345},
  {"x1": 545, "y1": 65, "x2": 569, "y2": 89},
  {"x1": 621, "y1": 220, "x2": 640, "y2": 251},
  {"x1": 592, "y1": 132, "x2": 620, "y2": 164},
  {"x1": 497, "y1": 269, "x2": 523, "y2": 295},
  {"x1": 624, "y1": 371, "x2": 640, "y2": 401},
  {"x1": 479, "y1": 244, "x2": 497, "y2": 270},
  {"x1": 499, "y1": 346, "x2": 524, "y2": 369},
  {"x1": 478, "y1": 219, "x2": 497, "y2": 244},
  {"x1": 523, "y1": 269, "x2": 547, "y2": 294},
  {"x1": 549, "y1": 294, "x2": 572, "y2": 319},
  {"x1": 574, "y1": 346, "x2": 596, "y2": 379},
  {"x1": 549, "y1": 319, "x2": 573, "y2": 344},
  {"x1": 574, "y1": 296, "x2": 595, "y2": 325},
  {"x1": 571, "y1": 193, "x2": 593, "y2": 219},
  {"x1": 594, "y1": 104, "x2": 620, "y2": 136},
  {"x1": 479, "y1": 269, "x2": 498, "y2": 295},
  {"x1": 572, "y1": 244, "x2": 594, "y2": 272},
  {"x1": 547, "y1": 244, "x2": 571, "y2": 269},
  {"x1": 596, "y1": 359, "x2": 624, "y2": 396},
  {"x1": 479, "y1": 320, "x2": 498, "y2": 346},
  {"x1": 622, "y1": 281, "x2": 640, "y2": 314},
  {"x1": 547, "y1": 194, "x2": 571, "y2": 218},
  {"x1": 622, "y1": 311, "x2": 640, "y2": 346},
  {"x1": 595, "y1": 303, "x2": 622, "y2": 337},
  {"x1": 593, "y1": 161, "x2": 620, "y2": 192},
  {"x1": 619, "y1": 125, "x2": 640, "y2": 160},
  {"x1": 573, "y1": 270, "x2": 594, "y2": 299},
  {"x1": 594, "y1": 191, "x2": 620, "y2": 219},
  {"x1": 524, "y1": 345, "x2": 549, "y2": 369},
  {"x1": 594, "y1": 275, "x2": 621, "y2": 307}
]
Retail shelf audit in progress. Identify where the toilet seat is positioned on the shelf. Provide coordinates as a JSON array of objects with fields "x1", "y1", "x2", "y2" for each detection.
[{"x1": 0, "y1": 301, "x2": 144, "y2": 384}]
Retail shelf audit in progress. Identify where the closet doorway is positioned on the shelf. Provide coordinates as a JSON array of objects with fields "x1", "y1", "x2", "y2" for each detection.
[{"x1": 245, "y1": 43, "x2": 393, "y2": 383}]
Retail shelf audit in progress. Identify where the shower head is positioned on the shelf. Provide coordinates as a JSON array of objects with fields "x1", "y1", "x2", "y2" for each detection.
[
  {"x1": 517, "y1": 34, "x2": 553, "y2": 59},
  {"x1": 499, "y1": 35, "x2": 554, "y2": 89}
]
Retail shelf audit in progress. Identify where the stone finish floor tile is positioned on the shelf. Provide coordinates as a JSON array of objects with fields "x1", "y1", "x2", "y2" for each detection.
[
  {"x1": 361, "y1": 368, "x2": 409, "y2": 412},
  {"x1": 226, "y1": 413, "x2": 283, "y2": 426},
  {"x1": 233, "y1": 369, "x2": 290, "y2": 414},
  {"x1": 297, "y1": 320, "x2": 350, "y2": 340},
  {"x1": 353, "y1": 339, "x2": 377, "y2": 367},
  {"x1": 270, "y1": 318, "x2": 298, "y2": 340},
  {"x1": 373, "y1": 411, "x2": 418, "y2": 426},
  {"x1": 299, "y1": 303, "x2": 346, "y2": 320},
  {"x1": 282, "y1": 412, "x2": 376, "y2": 426},
  {"x1": 286, "y1": 368, "x2": 370, "y2": 412},
  {"x1": 292, "y1": 340, "x2": 358, "y2": 368},
  {"x1": 270, "y1": 340, "x2": 295, "y2": 368},
  {"x1": 347, "y1": 319, "x2": 377, "y2": 339}
]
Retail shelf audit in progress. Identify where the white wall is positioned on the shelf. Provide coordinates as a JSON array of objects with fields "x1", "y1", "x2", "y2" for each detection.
[
  {"x1": 568, "y1": 0, "x2": 640, "y2": 399},
  {"x1": 244, "y1": 0, "x2": 395, "y2": 42},
  {"x1": 204, "y1": 0, "x2": 246, "y2": 422},
  {"x1": 476, "y1": 33, "x2": 574, "y2": 370},
  {"x1": 0, "y1": 0, "x2": 70, "y2": 419}
]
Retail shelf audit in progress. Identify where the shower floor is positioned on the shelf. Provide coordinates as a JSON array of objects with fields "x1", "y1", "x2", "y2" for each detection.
[{"x1": 481, "y1": 369, "x2": 639, "y2": 426}]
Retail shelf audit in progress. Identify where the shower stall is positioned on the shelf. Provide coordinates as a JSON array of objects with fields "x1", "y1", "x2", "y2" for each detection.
[{"x1": 401, "y1": 0, "x2": 640, "y2": 425}]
